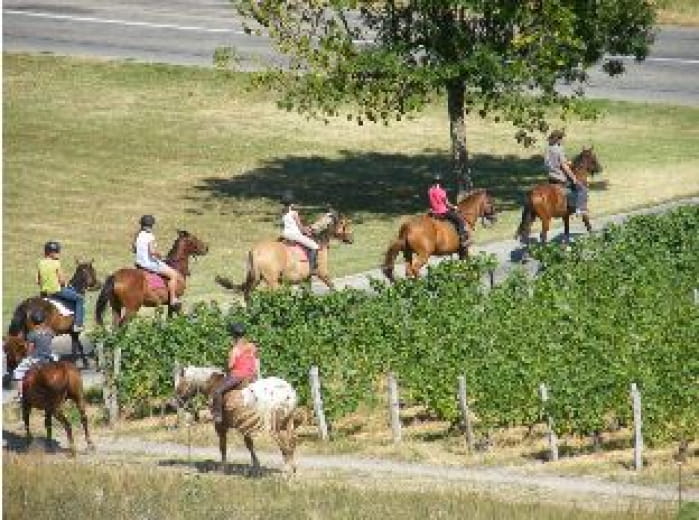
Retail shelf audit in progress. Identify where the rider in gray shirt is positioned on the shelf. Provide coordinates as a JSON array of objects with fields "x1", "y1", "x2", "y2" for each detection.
[{"x1": 545, "y1": 129, "x2": 586, "y2": 214}]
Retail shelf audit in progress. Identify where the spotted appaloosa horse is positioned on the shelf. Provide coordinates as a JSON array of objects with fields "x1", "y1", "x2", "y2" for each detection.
[{"x1": 173, "y1": 365, "x2": 299, "y2": 474}]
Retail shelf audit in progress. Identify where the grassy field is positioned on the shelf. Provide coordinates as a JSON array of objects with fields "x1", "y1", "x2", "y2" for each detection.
[
  {"x1": 3, "y1": 53, "x2": 699, "y2": 328},
  {"x1": 657, "y1": 0, "x2": 699, "y2": 25},
  {"x1": 2, "y1": 451, "x2": 680, "y2": 520}
]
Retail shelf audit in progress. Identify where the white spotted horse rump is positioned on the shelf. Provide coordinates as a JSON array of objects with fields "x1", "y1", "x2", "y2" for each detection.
[{"x1": 223, "y1": 377, "x2": 298, "y2": 437}]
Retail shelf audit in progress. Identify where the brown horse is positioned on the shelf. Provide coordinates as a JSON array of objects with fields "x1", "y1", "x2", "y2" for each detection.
[
  {"x1": 95, "y1": 230, "x2": 209, "y2": 327},
  {"x1": 515, "y1": 147, "x2": 603, "y2": 247},
  {"x1": 215, "y1": 211, "x2": 354, "y2": 302},
  {"x1": 382, "y1": 189, "x2": 497, "y2": 282},
  {"x1": 7, "y1": 260, "x2": 101, "y2": 368},
  {"x1": 4, "y1": 337, "x2": 94, "y2": 457}
]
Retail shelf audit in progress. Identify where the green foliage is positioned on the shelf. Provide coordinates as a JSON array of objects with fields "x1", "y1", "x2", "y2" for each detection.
[
  {"x1": 94, "y1": 207, "x2": 699, "y2": 443},
  {"x1": 233, "y1": 0, "x2": 656, "y2": 143}
]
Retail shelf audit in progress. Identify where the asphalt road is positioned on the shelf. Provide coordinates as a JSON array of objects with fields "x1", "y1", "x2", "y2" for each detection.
[{"x1": 4, "y1": 0, "x2": 699, "y2": 105}]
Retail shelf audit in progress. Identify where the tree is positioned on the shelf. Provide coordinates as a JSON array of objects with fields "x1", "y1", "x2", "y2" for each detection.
[{"x1": 233, "y1": 0, "x2": 656, "y2": 195}]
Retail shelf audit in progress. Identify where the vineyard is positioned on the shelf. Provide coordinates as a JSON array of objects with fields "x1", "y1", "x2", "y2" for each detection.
[{"x1": 94, "y1": 205, "x2": 699, "y2": 444}]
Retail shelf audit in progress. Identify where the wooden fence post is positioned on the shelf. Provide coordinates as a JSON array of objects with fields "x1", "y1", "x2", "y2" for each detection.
[
  {"x1": 631, "y1": 382, "x2": 643, "y2": 470},
  {"x1": 388, "y1": 372, "x2": 402, "y2": 443},
  {"x1": 309, "y1": 365, "x2": 328, "y2": 441},
  {"x1": 94, "y1": 342, "x2": 104, "y2": 371},
  {"x1": 539, "y1": 383, "x2": 559, "y2": 462},
  {"x1": 108, "y1": 346, "x2": 121, "y2": 427},
  {"x1": 694, "y1": 288, "x2": 699, "y2": 305},
  {"x1": 457, "y1": 375, "x2": 475, "y2": 452}
]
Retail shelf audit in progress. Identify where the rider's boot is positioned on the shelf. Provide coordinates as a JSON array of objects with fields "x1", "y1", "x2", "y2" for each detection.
[{"x1": 308, "y1": 249, "x2": 318, "y2": 276}]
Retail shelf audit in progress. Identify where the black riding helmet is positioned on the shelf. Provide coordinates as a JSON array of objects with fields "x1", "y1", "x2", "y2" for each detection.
[
  {"x1": 30, "y1": 308, "x2": 47, "y2": 325},
  {"x1": 228, "y1": 322, "x2": 246, "y2": 338},
  {"x1": 280, "y1": 191, "x2": 294, "y2": 206},
  {"x1": 140, "y1": 214, "x2": 156, "y2": 228},
  {"x1": 44, "y1": 241, "x2": 61, "y2": 254}
]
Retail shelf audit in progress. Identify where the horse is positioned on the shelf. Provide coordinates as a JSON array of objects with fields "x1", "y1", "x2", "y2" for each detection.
[
  {"x1": 173, "y1": 365, "x2": 300, "y2": 474},
  {"x1": 95, "y1": 230, "x2": 209, "y2": 327},
  {"x1": 6, "y1": 260, "x2": 101, "y2": 368},
  {"x1": 215, "y1": 211, "x2": 353, "y2": 302},
  {"x1": 4, "y1": 336, "x2": 94, "y2": 457},
  {"x1": 515, "y1": 147, "x2": 603, "y2": 248},
  {"x1": 382, "y1": 189, "x2": 497, "y2": 282}
]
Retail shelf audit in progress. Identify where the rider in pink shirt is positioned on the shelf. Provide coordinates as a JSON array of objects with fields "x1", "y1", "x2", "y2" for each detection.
[{"x1": 428, "y1": 174, "x2": 470, "y2": 256}]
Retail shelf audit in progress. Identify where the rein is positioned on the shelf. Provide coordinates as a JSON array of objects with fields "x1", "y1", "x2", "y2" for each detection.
[{"x1": 68, "y1": 264, "x2": 92, "y2": 294}]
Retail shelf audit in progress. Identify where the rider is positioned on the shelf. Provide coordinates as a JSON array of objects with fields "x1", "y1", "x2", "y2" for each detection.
[
  {"x1": 211, "y1": 322, "x2": 260, "y2": 424},
  {"x1": 428, "y1": 174, "x2": 470, "y2": 256},
  {"x1": 133, "y1": 214, "x2": 182, "y2": 309},
  {"x1": 13, "y1": 308, "x2": 57, "y2": 401},
  {"x1": 37, "y1": 240, "x2": 85, "y2": 333},
  {"x1": 280, "y1": 192, "x2": 319, "y2": 275},
  {"x1": 545, "y1": 129, "x2": 586, "y2": 215}
]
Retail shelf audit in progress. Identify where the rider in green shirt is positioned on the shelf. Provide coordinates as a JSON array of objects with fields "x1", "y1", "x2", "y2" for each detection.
[{"x1": 36, "y1": 241, "x2": 85, "y2": 332}]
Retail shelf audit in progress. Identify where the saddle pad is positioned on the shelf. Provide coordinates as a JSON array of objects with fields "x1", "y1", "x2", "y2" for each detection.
[
  {"x1": 43, "y1": 298, "x2": 73, "y2": 316},
  {"x1": 283, "y1": 242, "x2": 309, "y2": 263},
  {"x1": 144, "y1": 271, "x2": 167, "y2": 290}
]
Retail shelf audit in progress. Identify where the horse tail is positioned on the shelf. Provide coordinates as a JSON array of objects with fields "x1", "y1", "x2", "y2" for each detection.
[
  {"x1": 8, "y1": 301, "x2": 28, "y2": 336},
  {"x1": 515, "y1": 192, "x2": 536, "y2": 243},
  {"x1": 214, "y1": 250, "x2": 259, "y2": 297},
  {"x1": 382, "y1": 230, "x2": 407, "y2": 283},
  {"x1": 95, "y1": 275, "x2": 115, "y2": 327}
]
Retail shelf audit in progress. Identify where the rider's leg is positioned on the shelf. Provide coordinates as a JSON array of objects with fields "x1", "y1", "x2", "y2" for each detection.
[
  {"x1": 446, "y1": 210, "x2": 470, "y2": 249},
  {"x1": 290, "y1": 233, "x2": 320, "y2": 275},
  {"x1": 576, "y1": 185, "x2": 588, "y2": 216},
  {"x1": 55, "y1": 287, "x2": 85, "y2": 331},
  {"x1": 211, "y1": 375, "x2": 241, "y2": 424},
  {"x1": 160, "y1": 264, "x2": 181, "y2": 306}
]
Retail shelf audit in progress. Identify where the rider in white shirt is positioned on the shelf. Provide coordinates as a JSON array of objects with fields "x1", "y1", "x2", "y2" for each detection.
[{"x1": 280, "y1": 193, "x2": 319, "y2": 274}]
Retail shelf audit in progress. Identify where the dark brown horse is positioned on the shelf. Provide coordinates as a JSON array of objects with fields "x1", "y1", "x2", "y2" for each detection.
[
  {"x1": 515, "y1": 147, "x2": 603, "y2": 246},
  {"x1": 7, "y1": 260, "x2": 101, "y2": 368},
  {"x1": 4, "y1": 336, "x2": 94, "y2": 457},
  {"x1": 382, "y1": 189, "x2": 497, "y2": 282},
  {"x1": 215, "y1": 211, "x2": 353, "y2": 303},
  {"x1": 95, "y1": 230, "x2": 209, "y2": 327}
]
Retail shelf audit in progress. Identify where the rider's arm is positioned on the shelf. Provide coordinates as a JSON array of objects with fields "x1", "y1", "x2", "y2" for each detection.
[
  {"x1": 294, "y1": 212, "x2": 312, "y2": 235},
  {"x1": 561, "y1": 159, "x2": 578, "y2": 184}
]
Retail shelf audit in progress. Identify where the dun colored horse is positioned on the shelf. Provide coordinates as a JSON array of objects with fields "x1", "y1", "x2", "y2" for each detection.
[
  {"x1": 515, "y1": 147, "x2": 603, "y2": 247},
  {"x1": 174, "y1": 365, "x2": 300, "y2": 474},
  {"x1": 95, "y1": 230, "x2": 209, "y2": 327},
  {"x1": 7, "y1": 260, "x2": 101, "y2": 368},
  {"x1": 4, "y1": 337, "x2": 94, "y2": 457},
  {"x1": 382, "y1": 189, "x2": 497, "y2": 282},
  {"x1": 215, "y1": 211, "x2": 353, "y2": 302}
]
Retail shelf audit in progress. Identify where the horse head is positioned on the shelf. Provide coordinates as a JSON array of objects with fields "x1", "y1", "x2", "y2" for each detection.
[
  {"x1": 310, "y1": 211, "x2": 354, "y2": 245},
  {"x1": 166, "y1": 231, "x2": 209, "y2": 276},
  {"x1": 173, "y1": 364, "x2": 223, "y2": 407},
  {"x1": 573, "y1": 147, "x2": 603, "y2": 182},
  {"x1": 3, "y1": 335, "x2": 28, "y2": 375},
  {"x1": 458, "y1": 189, "x2": 497, "y2": 228},
  {"x1": 71, "y1": 259, "x2": 102, "y2": 293}
]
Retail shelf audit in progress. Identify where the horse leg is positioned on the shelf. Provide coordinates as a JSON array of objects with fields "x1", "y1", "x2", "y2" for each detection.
[
  {"x1": 243, "y1": 434, "x2": 261, "y2": 474},
  {"x1": 582, "y1": 213, "x2": 592, "y2": 233},
  {"x1": 540, "y1": 217, "x2": 550, "y2": 244},
  {"x1": 278, "y1": 417, "x2": 297, "y2": 474},
  {"x1": 22, "y1": 400, "x2": 33, "y2": 448},
  {"x1": 407, "y1": 253, "x2": 428, "y2": 279},
  {"x1": 563, "y1": 214, "x2": 571, "y2": 243},
  {"x1": 53, "y1": 407, "x2": 76, "y2": 457},
  {"x1": 69, "y1": 388, "x2": 95, "y2": 451},
  {"x1": 71, "y1": 332, "x2": 89, "y2": 369},
  {"x1": 216, "y1": 423, "x2": 228, "y2": 473},
  {"x1": 316, "y1": 273, "x2": 335, "y2": 291}
]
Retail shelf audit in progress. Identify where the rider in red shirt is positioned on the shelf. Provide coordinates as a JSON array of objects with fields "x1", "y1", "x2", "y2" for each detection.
[
  {"x1": 211, "y1": 322, "x2": 260, "y2": 424},
  {"x1": 428, "y1": 174, "x2": 470, "y2": 257}
]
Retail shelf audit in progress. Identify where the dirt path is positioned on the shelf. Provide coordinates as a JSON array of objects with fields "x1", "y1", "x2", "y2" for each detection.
[{"x1": 46, "y1": 432, "x2": 694, "y2": 509}]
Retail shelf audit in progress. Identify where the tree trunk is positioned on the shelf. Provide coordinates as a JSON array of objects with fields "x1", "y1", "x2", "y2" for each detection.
[{"x1": 447, "y1": 81, "x2": 472, "y2": 201}]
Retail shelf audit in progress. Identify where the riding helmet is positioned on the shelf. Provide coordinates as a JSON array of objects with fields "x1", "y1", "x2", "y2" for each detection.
[
  {"x1": 29, "y1": 308, "x2": 47, "y2": 325},
  {"x1": 44, "y1": 241, "x2": 61, "y2": 254},
  {"x1": 228, "y1": 322, "x2": 246, "y2": 338},
  {"x1": 280, "y1": 191, "x2": 294, "y2": 206},
  {"x1": 140, "y1": 214, "x2": 156, "y2": 228},
  {"x1": 548, "y1": 129, "x2": 565, "y2": 144}
]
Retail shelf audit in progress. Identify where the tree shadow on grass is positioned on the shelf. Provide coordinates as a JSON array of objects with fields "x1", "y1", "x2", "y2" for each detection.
[
  {"x1": 190, "y1": 149, "x2": 608, "y2": 219},
  {"x1": 159, "y1": 457, "x2": 280, "y2": 478},
  {"x1": 2, "y1": 428, "x2": 64, "y2": 454}
]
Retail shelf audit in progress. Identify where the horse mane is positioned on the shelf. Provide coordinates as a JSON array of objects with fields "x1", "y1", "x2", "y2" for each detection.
[
  {"x1": 310, "y1": 212, "x2": 338, "y2": 245},
  {"x1": 165, "y1": 232, "x2": 187, "y2": 262}
]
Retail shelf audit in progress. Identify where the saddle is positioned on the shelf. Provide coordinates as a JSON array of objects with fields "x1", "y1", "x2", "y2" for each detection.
[
  {"x1": 41, "y1": 296, "x2": 74, "y2": 316},
  {"x1": 278, "y1": 239, "x2": 310, "y2": 263},
  {"x1": 135, "y1": 265, "x2": 167, "y2": 290},
  {"x1": 549, "y1": 178, "x2": 577, "y2": 211}
]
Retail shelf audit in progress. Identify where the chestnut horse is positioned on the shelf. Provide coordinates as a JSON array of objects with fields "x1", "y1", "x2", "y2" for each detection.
[
  {"x1": 7, "y1": 260, "x2": 101, "y2": 368},
  {"x1": 515, "y1": 147, "x2": 603, "y2": 246},
  {"x1": 382, "y1": 189, "x2": 497, "y2": 282},
  {"x1": 4, "y1": 336, "x2": 94, "y2": 457},
  {"x1": 215, "y1": 211, "x2": 353, "y2": 302},
  {"x1": 95, "y1": 230, "x2": 209, "y2": 327}
]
